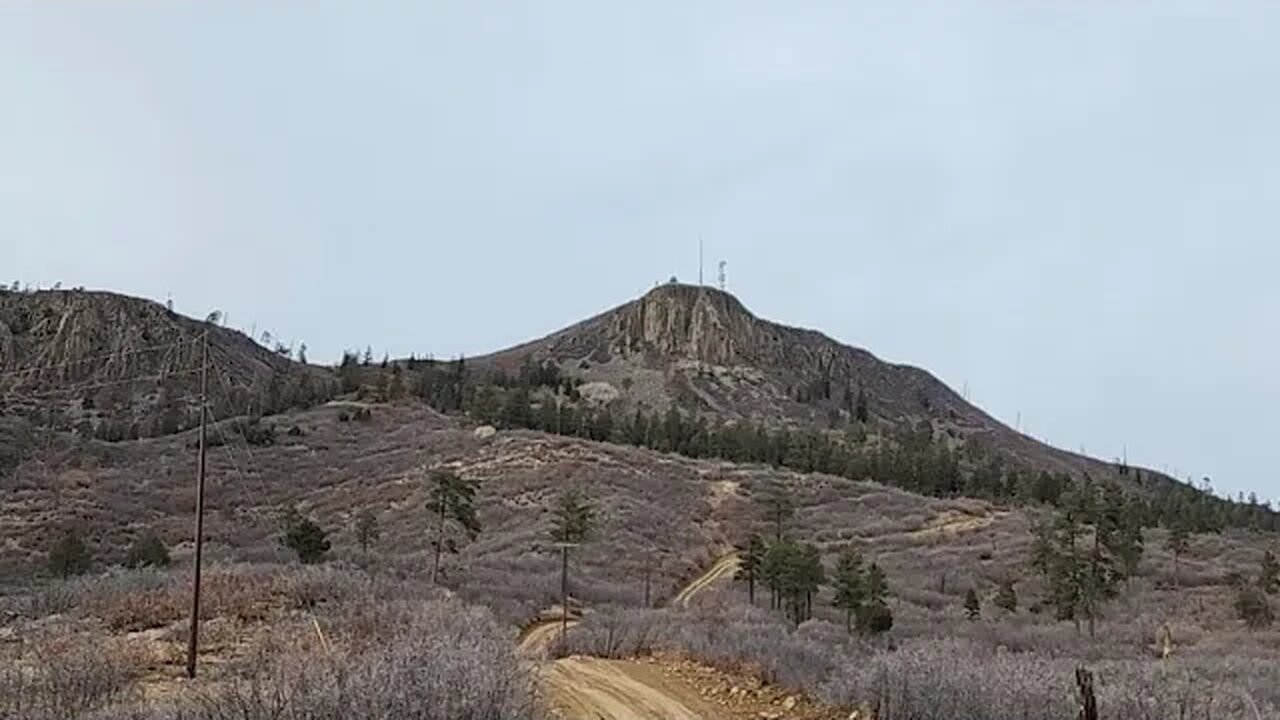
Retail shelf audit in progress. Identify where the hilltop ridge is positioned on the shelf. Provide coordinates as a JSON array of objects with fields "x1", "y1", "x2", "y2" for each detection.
[{"x1": 0, "y1": 288, "x2": 333, "y2": 443}]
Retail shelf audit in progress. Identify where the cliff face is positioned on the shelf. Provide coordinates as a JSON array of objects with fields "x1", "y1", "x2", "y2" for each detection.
[{"x1": 609, "y1": 285, "x2": 764, "y2": 366}]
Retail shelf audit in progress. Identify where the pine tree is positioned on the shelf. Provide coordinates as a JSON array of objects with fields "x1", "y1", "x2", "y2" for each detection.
[
  {"x1": 1030, "y1": 481, "x2": 1135, "y2": 636},
  {"x1": 549, "y1": 486, "x2": 594, "y2": 545},
  {"x1": 549, "y1": 487, "x2": 594, "y2": 622},
  {"x1": 759, "y1": 482, "x2": 795, "y2": 542},
  {"x1": 48, "y1": 530, "x2": 92, "y2": 578},
  {"x1": 857, "y1": 562, "x2": 893, "y2": 634},
  {"x1": 831, "y1": 545, "x2": 866, "y2": 633},
  {"x1": 1258, "y1": 549, "x2": 1279, "y2": 595},
  {"x1": 426, "y1": 469, "x2": 481, "y2": 583},
  {"x1": 761, "y1": 538, "x2": 824, "y2": 624},
  {"x1": 736, "y1": 534, "x2": 765, "y2": 605},
  {"x1": 125, "y1": 531, "x2": 170, "y2": 569},
  {"x1": 994, "y1": 578, "x2": 1018, "y2": 612},
  {"x1": 354, "y1": 508, "x2": 379, "y2": 554},
  {"x1": 964, "y1": 587, "x2": 981, "y2": 619},
  {"x1": 1165, "y1": 522, "x2": 1190, "y2": 588},
  {"x1": 283, "y1": 514, "x2": 330, "y2": 564}
]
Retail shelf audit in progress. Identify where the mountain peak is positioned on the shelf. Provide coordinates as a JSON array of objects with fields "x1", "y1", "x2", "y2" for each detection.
[{"x1": 620, "y1": 283, "x2": 759, "y2": 366}]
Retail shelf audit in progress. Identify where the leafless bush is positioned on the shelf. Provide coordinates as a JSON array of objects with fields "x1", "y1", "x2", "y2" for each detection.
[
  {"x1": 820, "y1": 639, "x2": 1074, "y2": 720},
  {"x1": 0, "y1": 639, "x2": 139, "y2": 720},
  {"x1": 553, "y1": 606, "x2": 663, "y2": 658},
  {"x1": 113, "y1": 598, "x2": 534, "y2": 720}
]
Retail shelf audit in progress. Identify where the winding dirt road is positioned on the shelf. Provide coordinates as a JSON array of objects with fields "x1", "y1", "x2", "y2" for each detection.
[
  {"x1": 532, "y1": 553, "x2": 742, "y2": 719},
  {"x1": 671, "y1": 553, "x2": 741, "y2": 609}
]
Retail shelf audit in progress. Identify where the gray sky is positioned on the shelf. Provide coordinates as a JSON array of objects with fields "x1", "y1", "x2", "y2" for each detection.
[{"x1": 3, "y1": 2, "x2": 1278, "y2": 502}]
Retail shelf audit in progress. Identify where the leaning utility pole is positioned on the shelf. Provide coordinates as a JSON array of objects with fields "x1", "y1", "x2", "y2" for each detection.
[{"x1": 186, "y1": 331, "x2": 210, "y2": 679}]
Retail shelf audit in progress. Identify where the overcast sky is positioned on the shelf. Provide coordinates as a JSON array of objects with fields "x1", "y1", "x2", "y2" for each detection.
[{"x1": 3, "y1": 2, "x2": 1278, "y2": 502}]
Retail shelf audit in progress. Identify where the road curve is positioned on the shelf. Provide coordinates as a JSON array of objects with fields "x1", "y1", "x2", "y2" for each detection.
[
  {"x1": 672, "y1": 553, "x2": 741, "y2": 609},
  {"x1": 538, "y1": 552, "x2": 742, "y2": 719}
]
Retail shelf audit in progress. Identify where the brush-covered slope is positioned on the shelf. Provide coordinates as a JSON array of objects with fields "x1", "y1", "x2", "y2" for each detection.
[{"x1": 0, "y1": 288, "x2": 335, "y2": 446}]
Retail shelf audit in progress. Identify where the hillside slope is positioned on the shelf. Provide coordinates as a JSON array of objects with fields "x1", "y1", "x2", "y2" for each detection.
[{"x1": 0, "y1": 289, "x2": 335, "y2": 446}]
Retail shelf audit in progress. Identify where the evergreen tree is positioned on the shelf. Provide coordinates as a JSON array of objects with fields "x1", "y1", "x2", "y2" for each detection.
[
  {"x1": 125, "y1": 531, "x2": 170, "y2": 569},
  {"x1": 964, "y1": 587, "x2": 981, "y2": 620},
  {"x1": 549, "y1": 486, "x2": 594, "y2": 545},
  {"x1": 1165, "y1": 522, "x2": 1190, "y2": 588},
  {"x1": 500, "y1": 386, "x2": 532, "y2": 428},
  {"x1": 283, "y1": 514, "x2": 330, "y2": 564},
  {"x1": 355, "y1": 508, "x2": 380, "y2": 554},
  {"x1": 339, "y1": 351, "x2": 361, "y2": 393},
  {"x1": 761, "y1": 538, "x2": 824, "y2": 624},
  {"x1": 854, "y1": 384, "x2": 869, "y2": 424},
  {"x1": 857, "y1": 562, "x2": 893, "y2": 634},
  {"x1": 470, "y1": 385, "x2": 500, "y2": 424},
  {"x1": 549, "y1": 486, "x2": 594, "y2": 621},
  {"x1": 831, "y1": 545, "x2": 866, "y2": 633},
  {"x1": 1258, "y1": 549, "x2": 1279, "y2": 595},
  {"x1": 736, "y1": 534, "x2": 765, "y2": 605},
  {"x1": 426, "y1": 469, "x2": 481, "y2": 583},
  {"x1": 759, "y1": 482, "x2": 796, "y2": 541},
  {"x1": 1030, "y1": 482, "x2": 1137, "y2": 636},
  {"x1": 48, "y1": 530, "x2": 92, "y2": 578},
  {"x1": 994, "y1": 578, "x2": 1018, "y2": 612}
]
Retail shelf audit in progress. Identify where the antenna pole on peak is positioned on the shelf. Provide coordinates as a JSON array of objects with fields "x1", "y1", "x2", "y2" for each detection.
[{"x1": 698, "y1": 236, "x2": 704, "y2": 286}]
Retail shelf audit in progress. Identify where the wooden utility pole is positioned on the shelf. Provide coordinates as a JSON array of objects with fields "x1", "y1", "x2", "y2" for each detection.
[
  {"x1": 644, "y1": 551, "x2": 652, "y2": 608},
  {"x1": 186, "y1": 331, "x2": 209, "y2": 679},
  {"x1": 553, "y1": 541, "x2": 578, "y2": 650}
]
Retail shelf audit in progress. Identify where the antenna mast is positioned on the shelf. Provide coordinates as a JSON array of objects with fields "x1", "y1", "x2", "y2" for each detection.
[
  {"x1": 718, "y1": 261, "x2": 727, "y2": 291},
  {"x1": 698, "y1": 237, "x2": 704, "y2": 286}
]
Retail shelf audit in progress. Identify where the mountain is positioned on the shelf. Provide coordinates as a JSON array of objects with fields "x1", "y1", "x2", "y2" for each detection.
[
  {"x1": 480, "y1": 283, "x2": 1132, "y2": 481},
  {"x1": 0, "y1": 288, "x2": 334, "y2": 448}
]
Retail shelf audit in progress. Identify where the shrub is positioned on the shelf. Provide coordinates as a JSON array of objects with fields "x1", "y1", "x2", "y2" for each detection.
[
  {"x1": 994, "y1": 580, "x2": 1018, "y2": 612},
  {"x1": 283, "y1": 515, "x2": 330, "y2": 564},
  {"x1": 47, "y1": 530, "x2": 92, "y2": 579},
  {"x1": 1236, "y1": 586, "x2": 1274, "y2": 629},
  {"x1": 235, "y1": 418, "x2": 277, "y2": 447},
  {"x1": 858, "y1": 600, "x2": 894, "y2": 634},
  {"x1": 124, "y1": 532, "x2": 170, "y2": 569}
]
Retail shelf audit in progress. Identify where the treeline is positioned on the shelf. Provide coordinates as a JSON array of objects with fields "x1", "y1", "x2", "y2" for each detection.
[
  {"x1": 337, "y1": 355, "x2": 1278, "y2": 535},
  {"x1": 1031, "y1": 480, "x2": 1279, "y2": 631}
]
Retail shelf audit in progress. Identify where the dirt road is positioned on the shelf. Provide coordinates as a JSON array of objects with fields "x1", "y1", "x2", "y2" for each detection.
[
  {"x1": 545, "y1": 657, "x2": 723, "y2": 719},
  {"x1": 519, "y1": 616, "x2": 578, "y2": 654},
  {"x1": 536, "y1": 553, "x2": 742, "y2": 719},
  {"x1": 671, "y1": 553, "x2": 740, "y2": 608}
]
